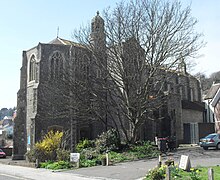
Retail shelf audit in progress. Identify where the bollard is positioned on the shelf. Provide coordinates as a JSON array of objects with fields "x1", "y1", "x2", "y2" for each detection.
[
  {"x1": 158, "y1": 153, "x2": 162, "y2": 167},
  {"x1": 35, "y1": 159, "x2": 39, "y2": 168},
  {"x1": 208, "y1": 168, "x2": 214, "y2": 180},
  {"x1": 106, "y1": 153, "x2": 109, "y2": 166}
]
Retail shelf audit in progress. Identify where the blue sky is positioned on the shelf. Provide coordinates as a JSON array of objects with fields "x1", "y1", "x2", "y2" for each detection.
[{"x1": 0, "y1": 0, "x2": 219, "y2": 109}]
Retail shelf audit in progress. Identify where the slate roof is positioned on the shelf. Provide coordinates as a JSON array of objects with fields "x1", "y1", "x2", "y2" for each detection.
[
  {"x1": 182, "y1": 100, "x2": 205, "y2": 111},
  {"x1": 204, "y1": 83, "x2": 220, "y2": 100},
  {"x1": 49, "y1": 37, "x2": 85, "y2": 48}
]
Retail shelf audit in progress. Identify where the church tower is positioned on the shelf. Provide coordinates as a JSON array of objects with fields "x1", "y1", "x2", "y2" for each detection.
[{"x1": 90, "y1": 11, "x2": 106, "y2": 50}]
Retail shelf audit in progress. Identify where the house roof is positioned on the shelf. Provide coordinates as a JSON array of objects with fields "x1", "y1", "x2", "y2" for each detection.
[
  {"x1": 204, "y1": 83, "x2": 220, "y2": 100},
  {"x1": 211, "y1": 87, "x2": 220, "y2": 107}
]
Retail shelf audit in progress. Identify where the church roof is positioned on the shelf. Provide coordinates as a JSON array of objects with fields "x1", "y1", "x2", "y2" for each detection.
[{"x1": 49, "y1": 37, "x2": 85, "y2": 48}]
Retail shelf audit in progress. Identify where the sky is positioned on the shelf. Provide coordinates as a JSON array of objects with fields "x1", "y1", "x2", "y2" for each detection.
[{"x1": 0, "y1": 0, "x2": 219, "y2": 109}]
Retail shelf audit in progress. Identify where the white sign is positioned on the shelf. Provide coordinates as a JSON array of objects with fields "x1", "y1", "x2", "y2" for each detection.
[
  {"x1": 179, "y1": 155, "x2": 191, "y2": 171},
  {"x1": 70, "y1": 153, "x2": 80, "y2": 162}
]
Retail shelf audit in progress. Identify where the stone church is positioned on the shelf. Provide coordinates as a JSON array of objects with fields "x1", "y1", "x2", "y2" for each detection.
[{"x1": 13, "y1": 12, "x2": 205, "y2": 159}]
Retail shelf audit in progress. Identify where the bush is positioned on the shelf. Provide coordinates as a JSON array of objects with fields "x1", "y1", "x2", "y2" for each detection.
[
  {"x1": 80, "y1": 147, "x2": 99, "y2": 160},
  {"x1": 40, "y1": 161, "x2": 53, "y2": 168},
  {"x1": 145, "y1": 165, "x2": 202, "y2": 180},
  {"x1": 35, "y1": 130, "x2": 63, "y2": 161},
  {"x1": 80, "y1": 159, "x2": 97, "y2": 167},
  {"x1": 108, "y1": 151, "x2": 128, "y2": 162},
  {"x1": 129, "y1": 141, "x2": 159, "y2": 159},
  {"x1": 76, "y1": 139, "x2": 93, "y2": 153},
  {"x1": 56, "y1": 148, "x2": 70, "y2": 161},
  {"x1": 95, "y1": 129, "x2": 120, "y2": 153},
  {"x1": 35, "y1": 130, "x2": 63, "y2": 152},
  {"x1": 26, "y1": 131, "x2": 64, "y2": 162},
  {"x1": 26, "y1": 146, "x2": 47, "y2": 162},
  {"x1": 146, "y1": 165, "x2": 166, "y2": 180},
  {"x1": 40, "y1": 160, "x2": 72, "y2": 170}
]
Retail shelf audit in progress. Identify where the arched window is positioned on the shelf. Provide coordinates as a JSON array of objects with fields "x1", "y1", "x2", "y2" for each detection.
[
  {"x1": 29, "y1": 55, "x2": 36, "y2": 82},
  {"x1": 50, "y1": 51, "x2": 63, "y2": 79}
]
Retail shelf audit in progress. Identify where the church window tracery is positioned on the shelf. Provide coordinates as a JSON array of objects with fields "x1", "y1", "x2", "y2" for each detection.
[
  {"x1": 50, "y1": 51, "x2": 63, "y2": 80},
  {"x1": 29, "y1": 55, "x2": 36, "y2": 82}
]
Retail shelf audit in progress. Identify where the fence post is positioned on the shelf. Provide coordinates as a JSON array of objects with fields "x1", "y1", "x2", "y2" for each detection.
[
  {"x1": 166, "y1": 166, "x2": 171, "y2": 180},
  {"x1": 208, "y1": 168, "x2": 214, "y2": 180}
]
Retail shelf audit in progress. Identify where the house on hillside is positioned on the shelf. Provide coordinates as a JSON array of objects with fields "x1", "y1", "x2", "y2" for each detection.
[
  {"x1": 204, "y1": 83, "x2": 220, "y2": 133},
  {"x1": 0, "y1": 116, "x2": 14, "y2": 148},
  {"x1": 14, "y1": 12, "x2": 205, "y2": 159}
]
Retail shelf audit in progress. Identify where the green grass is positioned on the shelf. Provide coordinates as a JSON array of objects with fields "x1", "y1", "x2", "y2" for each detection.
[
  {"x1": 145, "y1": 166, "x2": 220, "y2": 180},
  {"x1": 176, "y1": 166, "x2": 220, "y2": 180},
  {"x1": 195, "y1": 166, "x2": 220, "y2": 180}
]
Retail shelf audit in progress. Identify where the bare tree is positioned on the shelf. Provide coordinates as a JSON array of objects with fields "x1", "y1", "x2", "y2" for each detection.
[{"x1": 73, "y1": 0, "x2": 204, "y2": 143}]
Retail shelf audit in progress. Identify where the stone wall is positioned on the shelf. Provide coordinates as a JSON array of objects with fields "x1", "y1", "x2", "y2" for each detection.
[
  {"x1": 25, "y1": 46, "x2": 39, "y2": 150},
  {"x1": 182, "y1": 109, "x2": 203, "y2": 124}
]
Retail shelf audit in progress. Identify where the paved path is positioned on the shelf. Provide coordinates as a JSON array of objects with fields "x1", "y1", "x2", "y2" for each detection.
[
  {"x1": 1, "y1": 145, "x2": 220, "y2": 180},
  {"x1": 62, "y1": 146, "x2": 220, "y2": 180}
]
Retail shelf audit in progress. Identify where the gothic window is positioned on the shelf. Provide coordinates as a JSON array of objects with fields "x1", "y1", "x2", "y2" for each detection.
[
  {"x1": 29, "y1": 55, "x2": 36, "y2": 82},
  {"x1": 50, "y1": 51, "x2": 63, "y2": 80},
  {"x1": 190, "y1": 88, "x2": 194, "y2": 101}
]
